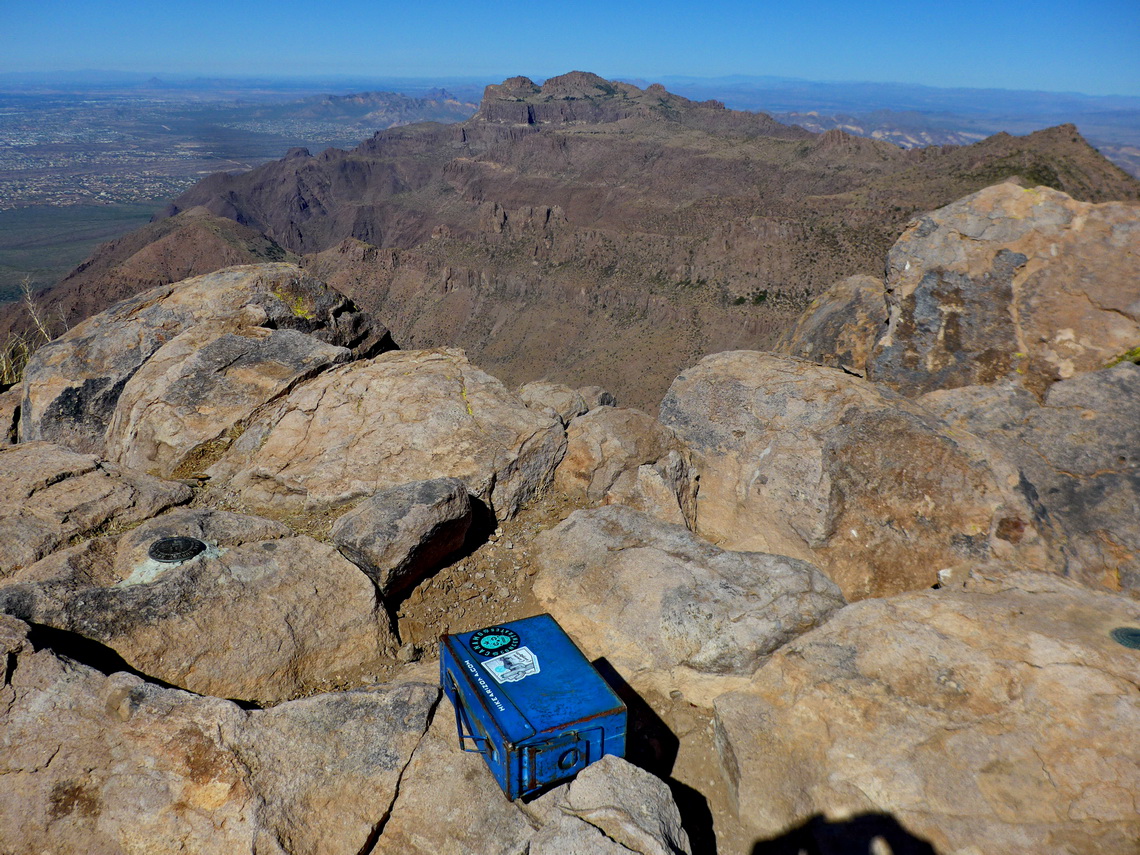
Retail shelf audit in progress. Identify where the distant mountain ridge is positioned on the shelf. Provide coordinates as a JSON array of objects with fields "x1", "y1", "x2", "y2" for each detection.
[{"x1": 16, "y1": 71, "x2": 1140, "y2": 409}]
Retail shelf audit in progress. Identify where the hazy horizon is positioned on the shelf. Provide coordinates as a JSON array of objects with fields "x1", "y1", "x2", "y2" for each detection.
[{"x1": 5, "y1": 0, "x2": 1139, "y2": 97}]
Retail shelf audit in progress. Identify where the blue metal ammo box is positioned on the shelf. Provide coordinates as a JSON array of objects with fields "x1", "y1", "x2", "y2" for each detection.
[{"x1": 440, "y1": 614, "x2": 627, "y2": 800}]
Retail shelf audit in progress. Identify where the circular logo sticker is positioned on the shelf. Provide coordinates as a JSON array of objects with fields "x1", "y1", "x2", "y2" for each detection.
[{"x1": 470, "y1": 627, "x2": 520, "y2": 657}]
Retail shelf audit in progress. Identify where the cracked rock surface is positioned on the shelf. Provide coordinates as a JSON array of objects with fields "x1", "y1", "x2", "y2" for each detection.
[
  {"x1": 532, "y1": 505, "x2": 845, "y2": 704},
  {"x1": 0, "y1": 441, "x2": 191, "y2": 579},
  {"x1": 207, "y1": 348, "x2": 566, "y2": 521},
  {"x1": 20, "y1": 263, "x2": 391, "y2": 455},
  {"x1": 714, "y1": 570, "x2": 1140, "y2": 855},
  {"x1": 0, "y1": 508, "x2": 396, "y2": 705},
  {"x1": 0, "y1": 613, "x2": 436, "y2": 855},
  {"x1": 868, "y1": 183, "x2": 1140, "y2": 398},
  {"x1": 923, "y1": 361, "x2": 1140, "y2": 593},
  {"x1": 661, "y1": 351, "x2": 1057, "y2": 600}
]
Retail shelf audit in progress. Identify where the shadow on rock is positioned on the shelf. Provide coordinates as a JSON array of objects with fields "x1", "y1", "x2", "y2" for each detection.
[
  {"x1": 751, "y1": 813, "x2": 936, "y2": 855},
  {"x1": 594, "y1": 657, "x2": 717, "y2": 854}
]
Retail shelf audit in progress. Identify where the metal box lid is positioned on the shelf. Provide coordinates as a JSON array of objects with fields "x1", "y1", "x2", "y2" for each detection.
[{"x1": 441, "y1": 613, "x2": 626, "y2": 743}]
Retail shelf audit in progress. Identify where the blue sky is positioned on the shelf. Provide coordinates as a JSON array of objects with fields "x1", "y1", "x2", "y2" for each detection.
[{"x1": 3, "y1": 0, "x2": 1139, "y2": 96}]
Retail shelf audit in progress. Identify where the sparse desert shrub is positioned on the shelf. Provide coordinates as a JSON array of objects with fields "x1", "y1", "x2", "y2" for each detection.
[{"x1": 0, "y1": 278, "x2": 65, "y2": 390}]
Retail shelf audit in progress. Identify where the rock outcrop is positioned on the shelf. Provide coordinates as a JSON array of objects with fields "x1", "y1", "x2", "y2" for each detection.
[
  {"x1": 330, "y1": 478, "x2": 473, "y2": 596},
  {"x1": 532, "y1": 505, "x2": 844, "y2": 703},
  {"x1": 714, "y1": 570, "x2": 1140, "y2": 855},
  {"x1": 1, "y1": 508, "x2": 395, "y2": 704},
  {"x1": 208, "y1": 348, "x2": 566, "y2": 521},
  {"x1": 660, "y1": 351, "x2": 1055, "y2": 599},
  {"x1": 554, "y1": 406, "x2": 698, "y2": 527},
  {"x1": 20, "y1": 263, "x2": 391, "y2": 455},
  {"x1": 869, "y1": 183, "x2": 1140, "y2": 397},
  {"x1": 923, "y1": 362, "x2": 1140, "y2": 593},
  {"x1": 0, "y1": 441, "x2": 190, "y2": 579},
  {"x1": 104, "y1": 324, "x2": 351, "y2": 478},
  {"x1": 0, "y1": 611, "x2": 439, "y2": 855}
]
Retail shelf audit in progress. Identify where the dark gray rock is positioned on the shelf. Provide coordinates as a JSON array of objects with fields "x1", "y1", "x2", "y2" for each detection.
[
  {"x1": 331, "y1": 478, "x2": 473, "y2": 595},
  {"x1": 922, "y1": 362, "x2": 1140, "y2": 592}
]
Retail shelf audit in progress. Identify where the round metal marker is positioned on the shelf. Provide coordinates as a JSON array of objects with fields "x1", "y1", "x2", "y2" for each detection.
[
  {"x1": 1110, "y1": 627, "x2": 1140, "y2": 650},
  {"x1": 148, "y1": 536, "x2": 207, "y2": 564}
]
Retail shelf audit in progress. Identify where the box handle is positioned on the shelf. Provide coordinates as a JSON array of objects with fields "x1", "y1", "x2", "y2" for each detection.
[{"x1": 448, "y1": 674, "x2": 493, "y2": 757}]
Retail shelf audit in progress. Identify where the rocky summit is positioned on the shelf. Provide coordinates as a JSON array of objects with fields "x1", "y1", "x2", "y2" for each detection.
[{"x1": 0, "y1": 92, "x2": 1138, "y2": 855}]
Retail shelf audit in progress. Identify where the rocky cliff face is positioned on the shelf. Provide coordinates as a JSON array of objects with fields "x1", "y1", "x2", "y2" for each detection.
[{"x1": 0, "y1": 175, "x2": 1137, "y2": 852}]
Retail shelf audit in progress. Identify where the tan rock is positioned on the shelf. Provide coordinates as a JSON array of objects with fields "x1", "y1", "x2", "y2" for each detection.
[
  {"x1": 208, "y1": 348, "x2": 566, "y2": 520},
  {"x1": 20, "y1": 263, "x2": 391, "y2": 455},
  {"x1": 869, "y1": 182, "x2": 1140, "y2": 397},
  {"x1": 517, "y1": 380, "x2": 589, "y2": 423},
  {"x1": 660, "y1": 351, "x2": 1057, "y2": 600},
  {"x1": 532, "y1": 505, "x2": 844, "y2": 704},
  {"x1": 0, "y1": 441, "x2": 190, "y2": 579},
  {"x1": 104, "y1": 324, "x2": 350, "y2": 477},
  {"x1": 554, "y1": 406, "x2": 697, "y2": 528},
  {"x1": 377, "y1": 696, "x2": 693, "y2": 855},
  {"x1": 776, "y1": 274, "x2": 886, "y2": 376},
  {"x1": 0, "y1": 612, "x2": 438, "y2": 855},
  {"x1": 330, "y1": 478, "x2": 473, "y2": 596},
  {"x1": 714, "y1": 570, "x2": 1140, "y2": 855},
  {"x1": 1, "y1": 508, "x2": 395, "y2": 704}
]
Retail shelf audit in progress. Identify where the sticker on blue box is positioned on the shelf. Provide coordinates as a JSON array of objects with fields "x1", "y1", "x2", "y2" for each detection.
[{"x1": 483, "y1": 646, "x2": 541, "y2": 684}]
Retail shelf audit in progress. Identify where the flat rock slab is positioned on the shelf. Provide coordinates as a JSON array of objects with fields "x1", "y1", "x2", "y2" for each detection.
[
  {"x1": 208, "y1": 348, "x2": 566, "y2": 521},
  {"x1": 331, "y1": 477, "x2": 473, "y2": 596},
  {"x1": 714, "y1": 570, "x2": 1140, "y2": 855},
  {"x1": 104, "y1": 324, "x2": 350, "y2": 478},
  {"x1": 20, "y1": 263, "x2": 391, "y2": 454},
  {"x1": 0, "y1": 508, "x2": 395, "y2": 704},
  {"x1": 532, "y1": 505, "x2": 844, "y2": 703},
  {"x1": 869, "y1": 183, "x2": 1140, "y2": 397},
  {"x1": 0, "y1": 441, "x2": 190, "y2": 580},
  {"x1": 923, "y1": 361, "x2": 1140, "y2": 593},
  {"x1": 554, "y1": 406, "x2": 697, "y2": 528},
  {"x1": 0, "y1": 613, "x2": 437, "y2": 855},
  {"x1": 660, "y1": 351, "x2": 1056, "y2": 600}
]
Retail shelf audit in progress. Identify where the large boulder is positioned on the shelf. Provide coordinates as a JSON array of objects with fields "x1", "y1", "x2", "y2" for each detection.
[
  {"x1": 0, "y1": 612, "x2": 438, "y2": 855},
  {"x1": 208, "y1": 348, "x2": 566, "y2": 520},
  {"x1": 553, "y1": 406, "x2": 697, "y2": 528},
  {"x1": 531, "y1": 505, "x2": 844, "y2": 703},
  {"x1": 713, "y1": 570, "x2": 1140, "y2": 855},
  {"x1": 103, "y1": 324, "x2": 351, "y2": 478},
  {"x1": 20, "y1": 263, "x2": 391, "y2": 454},
  {"x1": 660, "y1": 351, "x2": 1055, "y2": 600},
  {"x1": 0, "y1": 508, "x2": 395, "y2": 704},
  {"x1": 868, "y1": 182, "x2": 1140, "y2": 398},
  {"x1": 923, "y1": 362, "x2": 1140, "y2": 593},
  {"x1": 331, "y1": 478, "x2": 473, "y2": 596},
  {"x1": 776, "y1": 274, "x2": 886, "y2": 376},
  {"x1": 0, "y1": 441, "x2": 190, "y2": 579}
]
